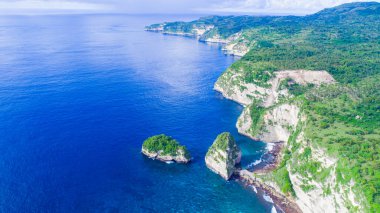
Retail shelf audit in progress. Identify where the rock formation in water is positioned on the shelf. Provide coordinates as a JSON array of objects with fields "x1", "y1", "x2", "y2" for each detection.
[
  {"x1": 142, "y1": 134, "x2": 191, "y2": 163},
  {"x1": 205, "y1": 132, "x2": 241, "y2": 180}
]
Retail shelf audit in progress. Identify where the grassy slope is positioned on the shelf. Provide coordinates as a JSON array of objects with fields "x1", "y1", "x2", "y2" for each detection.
[
  {"x1": 300, "y1": 77, "x2": 380, "y2": 211},
  {"x1": 236, "y1": 2, "x2": 380, "y2": 86},
  {"x1": 245, "y1": 4, "x2": 380, "y2": 210}
]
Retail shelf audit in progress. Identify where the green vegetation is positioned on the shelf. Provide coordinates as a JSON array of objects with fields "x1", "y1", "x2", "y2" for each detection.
[
  {"x1": 230, "y1": 60, "x2": 273, "y2": 87},
  {"x1": 209, "y1": 132, "x2": 235, "y2": 150},
  {"x1": 248, "y1": 103, "x2": 266, "y2": 135},
  {"x1": 205, "y1": 132, "x2": 241, "y2": 179},
  {"x1": 236, "y1": 2, "x2": 380, "y2": 85},
  {"x1": 261, "y1": 148, "x2": 296, "y2": 197},
  {"x1": 300, "y1": 76, "x2": 380, "y2": 211},
  {"x1": 274, "y1": 166, "x2": 295, "y2": 196},
  {"x1": 236, "y1": 3, "x2": 379, "y2": 210},
  {"x1": 272, "y1": 75, "x2": 380, "y2": 211},
  {"x1": 279, "y1": 78, "x2": 315, "y2": 96},
  {"x1": 142, "y1": 134, "x2": 190, "y2": 158}
]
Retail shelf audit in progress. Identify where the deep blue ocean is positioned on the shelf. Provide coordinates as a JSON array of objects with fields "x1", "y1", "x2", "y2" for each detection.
[{"x1": 0, "y1": 14, "x2": 274, "y2": 212}]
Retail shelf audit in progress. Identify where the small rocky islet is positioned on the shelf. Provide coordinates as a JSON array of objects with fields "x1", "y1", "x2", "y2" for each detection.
[
  {"x1": 205, "y1": 132, "x2": 242, "y2": 180},
  {"x1": 141, "y1": 134, "x2": 191, "y2": 163}
]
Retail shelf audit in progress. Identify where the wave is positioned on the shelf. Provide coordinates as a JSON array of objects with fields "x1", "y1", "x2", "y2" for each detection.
[
  {"x1": 266, "y1": 143, "x2": 275, "y2": 152},
  {"x1": 246, "y1": 157, "x2": 263, "y2": 169},
  {"x1": 271, "y1": 206, "x2": 278, "y2": 213},
  {"x1": 250, "y1": 185, "x2": 258, "y2": 193},
  {"x1": 263, "y1": 194, "x2": 274, "y2": 203}
]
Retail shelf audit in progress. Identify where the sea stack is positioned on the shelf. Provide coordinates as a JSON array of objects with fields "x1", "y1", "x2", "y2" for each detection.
[
  {"x1": 205, "y1": 132, "x2": 242, "y2": 180},
  {"x1": 142, "y1": 134, "x2": 191, "y2": 163}
]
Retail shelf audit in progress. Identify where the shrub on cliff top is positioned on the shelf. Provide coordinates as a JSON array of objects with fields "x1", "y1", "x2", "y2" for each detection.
[{"x1": 212, "y1": 132, "x2": 235, "y2": 150}]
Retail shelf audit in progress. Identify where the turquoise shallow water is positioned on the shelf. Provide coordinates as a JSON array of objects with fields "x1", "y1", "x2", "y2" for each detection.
[{"x1": 0, "y1": 14, "x2": 273, "y2": 212}]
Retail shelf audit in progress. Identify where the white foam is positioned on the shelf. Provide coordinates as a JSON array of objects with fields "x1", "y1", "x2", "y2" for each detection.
[
  {"x1": 267, "y1": 143, "x2": 275, "y2": 152},
  {"x1": 165, "y1": 161, "x2": 174, "y2": 164},
  {"x1": 263, "y1": 194, "x2": 274, "y2": 203},
  {"x1": 250, "y1": 185, "x2": 258, "y2": 193},
  {"x1": 271, "y1": 206, "x2": 278, "y2": 213},
  {"x1": 246, "y1": 157, "x2": 262, "y2": 169},
  {"x1": 246, "y1": 159, "x2": 261, "y2": 168},
  {"x1": 253, "y1": 159, "x2": 262, "y2": 166}
]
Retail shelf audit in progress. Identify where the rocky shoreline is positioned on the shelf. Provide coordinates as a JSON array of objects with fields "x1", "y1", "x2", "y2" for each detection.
[
  {"x1": 250, "y1": 142, "x2": 284, "y2": 173},
  {"x1": 232, "y1": 142, "x2": 302, "y2": 212},
  {"x1": 238, "y1": 169, "x2": 302, "y2": 213}
]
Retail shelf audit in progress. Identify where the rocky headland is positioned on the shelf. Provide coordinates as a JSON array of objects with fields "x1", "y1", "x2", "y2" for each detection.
[{"x1": 145, "y1": 23, "x2": 249, "y2": 57}]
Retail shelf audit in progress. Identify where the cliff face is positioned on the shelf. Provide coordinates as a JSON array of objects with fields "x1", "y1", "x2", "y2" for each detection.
[
  {"x1": 216, "y1": 70, "x2": 332, "y2": 144},
  {"x1": 286, "y1": 128, "x2": 364, "y2": 213},
  {"x1": 205, "y1": 132, "x2": 242, "y2": 180},
  {"x1": 214, "y1": 70, "x2": 268, "y2": 106},
  {"x1": 215, "y1": 70, "x2": 364, "y2": 212},
  {"x1": 215, "y1": 70, "x2": 335, "y2": 107},
  {"x1": 240, "y1": 103, "x2": 300, "y2": 143}
]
